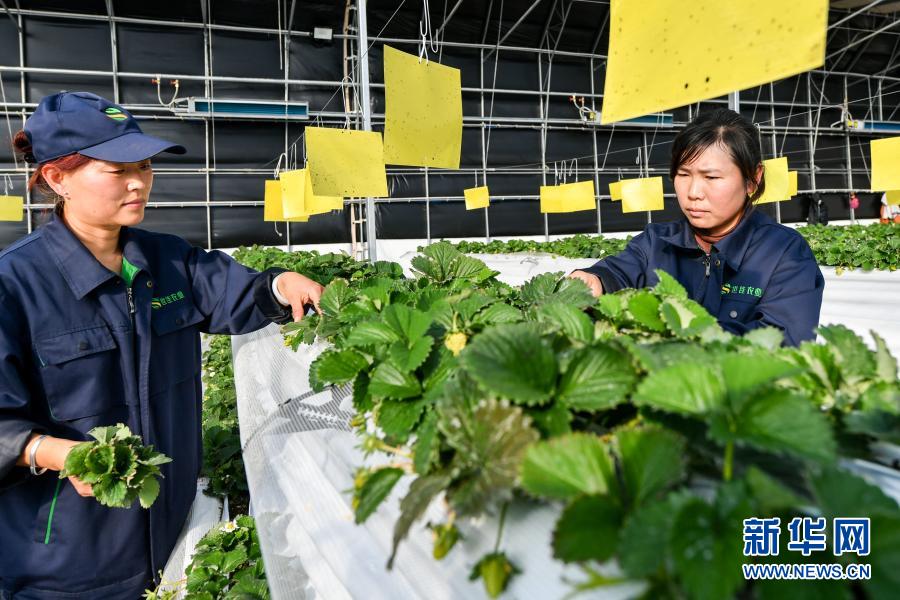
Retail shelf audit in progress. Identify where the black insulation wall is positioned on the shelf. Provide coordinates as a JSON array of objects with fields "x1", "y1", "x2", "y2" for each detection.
[{"x1": 0, "y1": 1, "x2": 893, "y2": 249}]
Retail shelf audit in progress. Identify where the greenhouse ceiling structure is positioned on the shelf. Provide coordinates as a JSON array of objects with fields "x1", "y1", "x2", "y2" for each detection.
[{"x1": 1, "y1": 0, "x2": 900, "y2": 253}]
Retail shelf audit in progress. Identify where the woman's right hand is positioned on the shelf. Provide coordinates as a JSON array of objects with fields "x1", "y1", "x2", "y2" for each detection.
[
  {"x1": 20, "y1": 435, "x2": 94, "y2": 497},
  {"x1": 54, "y1": 439, "x2": 94, "y2": 497},
  {"x1": 568, "y1": 270, "x2": 603, "y2": 298},
  {"x1": 66, "y1": 475, "x2": 94, "y2": 497}
]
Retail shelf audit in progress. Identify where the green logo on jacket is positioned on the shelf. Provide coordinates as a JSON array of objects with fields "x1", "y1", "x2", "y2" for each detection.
[
  {"x1": 721, "y1": 282, "x2": 763, "y2": 298},
  {"x1": 151, "y1": 290, "x2": 185, "y2": 310}
]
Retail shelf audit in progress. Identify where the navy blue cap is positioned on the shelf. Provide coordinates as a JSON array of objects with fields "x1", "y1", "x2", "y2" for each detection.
[{"x1": 24, "y1": 91, "x2": 186, "y2": 163}]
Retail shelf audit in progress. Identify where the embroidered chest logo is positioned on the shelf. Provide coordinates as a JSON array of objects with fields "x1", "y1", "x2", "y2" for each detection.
[
  {"x1": 151, "y1": 290, "x2": 185, "y2": 310},
  {"x1": 721, "y1": 283, "x2": 763, "y2": 298}
]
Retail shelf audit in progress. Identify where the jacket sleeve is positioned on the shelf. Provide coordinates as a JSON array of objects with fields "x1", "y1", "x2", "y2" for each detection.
[
  {"x1": 0, "y1": 284, "x2": 44, "y2": 490},
  {"x1": 720, "y1": 237, "x2": 824, "y2": 346},
  {"x1": 578, "y1": 231, "x2": 652, "y2": 293},
  {"x1": 186, "y1": 246, "x2": 294, "y2": 335}
]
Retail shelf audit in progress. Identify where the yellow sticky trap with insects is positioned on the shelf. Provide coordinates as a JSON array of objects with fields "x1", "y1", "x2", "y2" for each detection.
[
  {"x1": 0, "y1": 195, "x2": 24, "y2": 221},
  {"x1": 609, "y1": 181, "x2": 622, "y2": 201},
  {"x1": 279, "y1": 169, "x2": 342, "y2": 219},
  {"x1": 540, "y1": 180, "x2": 596, "y2": 214},
  {"x1": 620, "y1": 177, "x2": 664, "y2": 213},
  {"x1": 303, "y1": 169, "x2": 343, "y2": 212},
  {"x1": 601, "y1": 0, "x2": 828, "y2": 124},
  {"x1": 755, "y1": 157, "x2": 790, "y2": 204},
  {"x1": 306, "y1": 127, "x2": 389, "y2": 198},
  {"x1": 464, "y1": 186, "x2": 490, "y2": 210},
  {"x1": 263, "y1": 180, "x2": 308, "y2": 222},
  {"x1": 788, "y1": 171, "x2": 798, "y2": 197},
  {"x1": 383, "y1": 46, "x2": 462, "y2": 169},
  {"x1": 279, "y1": 169, "x2": 311, "y2": 219},
  {"x1": 871, "y1": 136, "x2": 900, "y2": 191},
  {"x1": 887, "y1": 190, "x2": 900, "y2": 206}
]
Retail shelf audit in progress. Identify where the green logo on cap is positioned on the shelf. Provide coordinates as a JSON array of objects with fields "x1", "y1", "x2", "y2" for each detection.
[{"x1": 104, "y1": 107, "x2": 128, "y2": 121}]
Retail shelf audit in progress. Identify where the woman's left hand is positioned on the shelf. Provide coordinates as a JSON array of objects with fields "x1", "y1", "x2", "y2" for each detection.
[{"x1": 275, "y1": 272, "x2": 325, "y2": 321}]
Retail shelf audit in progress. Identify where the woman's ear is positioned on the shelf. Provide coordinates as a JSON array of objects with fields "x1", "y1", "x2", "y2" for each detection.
[
  {"x1": 41, "y1": 164, "x2": 68, "y2": 197},
  {"x1": 747, "y1": 164, "x2": 764, "y2": 197}
]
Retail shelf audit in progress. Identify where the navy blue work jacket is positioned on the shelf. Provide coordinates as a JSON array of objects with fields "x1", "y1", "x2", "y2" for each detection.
[
  {"x1": 580, "y1": 210, "x2": 825, "y2": 346},
  {"x1": 0, "y1": 216, "x2": 290, "y2": 599}
]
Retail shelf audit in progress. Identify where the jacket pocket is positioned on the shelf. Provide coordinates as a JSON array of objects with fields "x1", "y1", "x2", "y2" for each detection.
[
  {"x1": 34, "y1": 324, "x2": 125, "y2": 421},
  {"x1": 149, "y1": 303, "x2": 204, "y2": 394},
  {"x1": 720, "y1": 294, "x2": 761, "y2": 323}
]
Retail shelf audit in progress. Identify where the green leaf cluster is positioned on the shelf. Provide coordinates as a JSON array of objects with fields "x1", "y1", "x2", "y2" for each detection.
[
  {"x1": 60, "y1": 423, "x2": 171, "y2": 509},
  {"x1": 243, "y1": 240, "x2": 899, "y2": 599},
  {"x1": 446, "y1": 223, "x2": 900, "y2": 272},
  {"x1": 145, "y1": 514, "x2": 269, "y2": 600}
]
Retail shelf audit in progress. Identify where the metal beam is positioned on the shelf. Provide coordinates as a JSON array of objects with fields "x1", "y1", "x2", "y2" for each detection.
[
  {"x1": 825, "y1": 17, "x2": 900, "y2": 61},
  {"x1": 434, "y1": 0, "x2": 464, "y2": 39},
  {"x1": 843, "y1": 35, "x2": 876, "y2": 72},
  {"x1": 357, "y1": 0, "x2": 378, "y2": 261},
  {"x1": 877, "y1": 34, "x2": 900, "y2": 74},
  {"x1": 589, "y1": 8, "x2": 609, "y2": 56},
  {"x1": 484, "y1": 0, "x2": 543, "y2": 60},
  {"x1": 479, "y1": 0, "x2": 494, "y2": 45},
  {"x1": 0, "y1": 0, "x2": 21, "y2": 33},
  {"x1": 538, "y1": 0, "x2": 561, "y2": 49},
  {"x1": 828, "y1": 0, "x2": 885, "y2": 30}
]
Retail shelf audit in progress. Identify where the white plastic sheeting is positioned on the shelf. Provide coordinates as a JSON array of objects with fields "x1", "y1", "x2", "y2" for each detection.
[
  {"x1": 232, "y1": 255, "x2": 900, "y2": 600},
  {"x1": 158, "y1": 479, "x2": 227, "y2": 597}
]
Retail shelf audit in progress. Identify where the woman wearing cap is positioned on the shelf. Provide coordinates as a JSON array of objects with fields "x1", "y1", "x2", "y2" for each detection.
[
  {"x1": 570, "y1": 108, "x2": 824, "y2": 346},
  {"x1": 0, "y1": 92, "x2": 324, "y2": 598}
]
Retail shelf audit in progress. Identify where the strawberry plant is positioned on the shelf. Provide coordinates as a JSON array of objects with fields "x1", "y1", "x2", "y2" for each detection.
[
  {"x1": 60, "y1": 423, "x2": 171, "y2": 509},
  {"x1": 145, "y1": 515, "x2": 269, "y2": 600},
  {"x1": 448, "y1": 223, "x2": 900, "y2": 272},
  {"x1": 796, "y1": 223, "x2": 899, "y2": 272},
  {"x1": 200, "y1": 335, "x2": 248, "y2": 513},
  {"x1": 230, "y1": 241, "x2": 900, "y2": 598},
  {"x1": 450, "y1": 233, "x2": 630, "y2": 259}
]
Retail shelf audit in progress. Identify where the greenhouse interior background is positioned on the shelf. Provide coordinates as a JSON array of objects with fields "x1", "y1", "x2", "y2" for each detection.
[
  {"x1": 2, "y1": 1, "x2": 900, "y2": 599},
  {"x1": 1, "y1": 0, "x2": 899, "y2": 255}
]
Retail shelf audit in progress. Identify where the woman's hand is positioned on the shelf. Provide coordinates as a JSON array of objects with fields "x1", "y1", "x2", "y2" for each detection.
[
  {"x1": 48, "y1": 439, "x2": 94, "y2": 497},
  {"x1": 19, "y1": 435, "x2": 94, "y2": 497},
  {"x1": 568, "y1": 270, "x2": 604, "y2": 298},
  {"x1": 275, "y1": 272, "x2": 325, "y2": 321}
]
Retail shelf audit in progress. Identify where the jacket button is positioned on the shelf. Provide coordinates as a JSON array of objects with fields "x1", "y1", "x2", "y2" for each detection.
[
  {"x1": 729, "y1": 310, "x2": 738, "y2": 318},
  {"x1": 175, "y1": 317, "x2": 184, "y2": 326},
  {"x1": 78, "y1": 340, "x2": 89, "y2": 351},
  {"x1": 146, "y1": 281, "x2": 153, "y2": 288},
  {"x1": 715, "y1": 260, "x2": 721, "y2": 267}
]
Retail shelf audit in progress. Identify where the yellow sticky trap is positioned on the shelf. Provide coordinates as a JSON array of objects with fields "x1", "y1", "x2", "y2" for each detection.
[
  {"x1": 609, "y1": 181, "x2": 622, "y2": 201},
  {"x1": 307, "y1": 170, "x2": 344, "y2": 212},
  {"x1": 887, "y1": 191, "x2": 900, "y2": 206},
  {"x1": 540, "y1": 180, "x2": 596, "y2": 214},
  {"x1": 383, "y1": 46, "x2": 462, "y2": 169},
  {"x1": 601, "y1": 0, "x2": 828, "y2": 124},
  {"x1": 263, "y1": 180, "x2": 308, "y2": 222},
  {"x1": 755, "y1": 157, "x2": 790, "y2": 204},
  {"x1": 871, "y1": 137, "x2": 900, "y2": 191},
  {"x1": 279, "y1": 169, "x2": 310, "y2": 219},
  {"x1": 306, "y1": 127, "x2": 389, "y2": 197},
  {"x1": 464, "y1": 186, "x2": 490, "y2": 210},
  {"x1": 0, "y1": 195, "x2": 24, "y2": 221},
  {"x1": 788, "y1": 171, "x2": 798, "y2": 197},
  {"x1": 620, "y1": 177, "x2": 664, "y2": 213}
]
